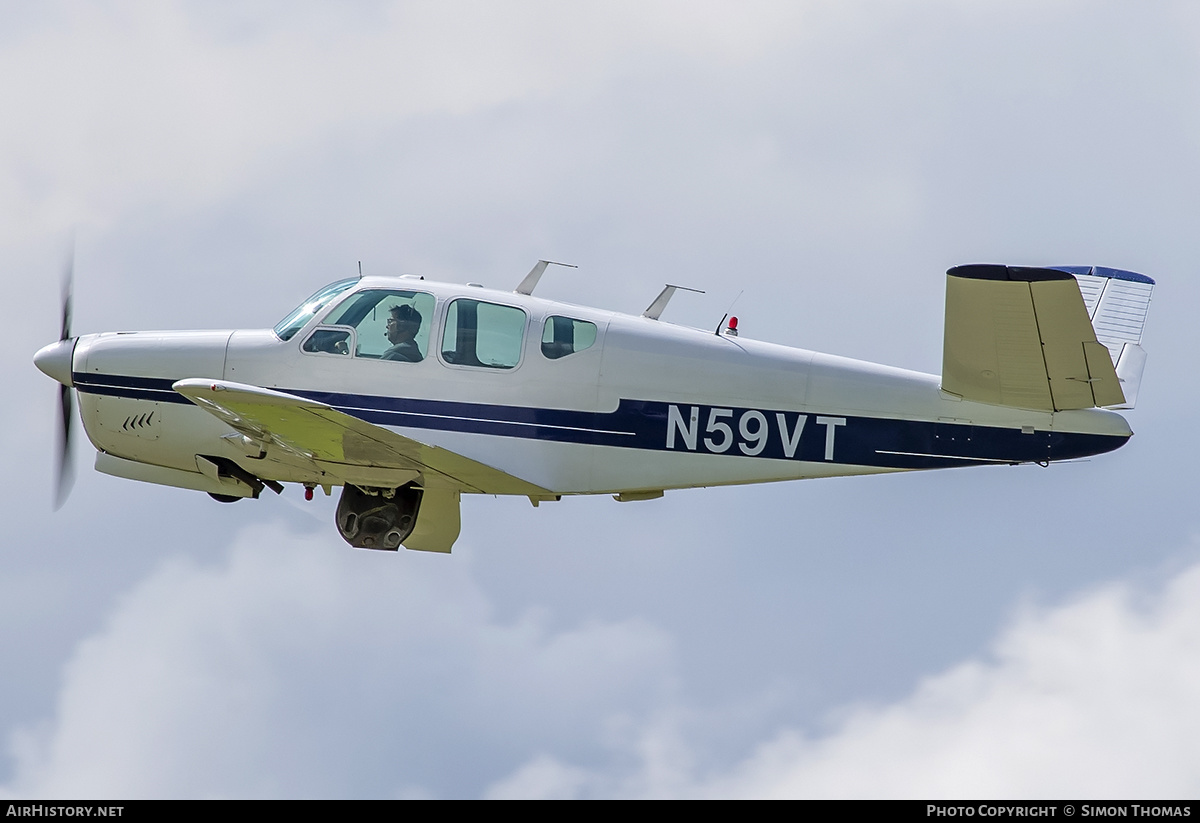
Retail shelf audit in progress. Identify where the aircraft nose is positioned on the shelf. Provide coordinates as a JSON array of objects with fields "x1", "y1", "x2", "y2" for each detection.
[{"x1": 34, "y1": 339, "x2": 75, "y2": 387}]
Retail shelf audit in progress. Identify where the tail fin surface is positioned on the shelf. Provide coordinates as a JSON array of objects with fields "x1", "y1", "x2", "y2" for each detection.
[{"x1": 941, "y1": 264, "x2": 1154, "y2": 412}]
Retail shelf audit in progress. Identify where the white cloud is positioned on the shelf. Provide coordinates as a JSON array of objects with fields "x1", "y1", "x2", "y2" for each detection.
[
  {"x1": 0, "y1": 521, "x2": 676, "y2": 798},
  {"x1": 483, "y1": 754, "x2": 592, "y2": 800},
  {"x1": 487, "y1": 559, "x2": 1200, "y2": 798}
]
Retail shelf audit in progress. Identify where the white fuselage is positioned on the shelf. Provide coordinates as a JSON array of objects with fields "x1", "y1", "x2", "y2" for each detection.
[{"x1": 67, "y1": 276, "x2": 1133, "y2": 497}]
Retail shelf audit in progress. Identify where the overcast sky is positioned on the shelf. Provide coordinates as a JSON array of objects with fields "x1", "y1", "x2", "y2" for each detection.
[{"x1": 3, "y1": 0, "x2": 1200, "y2": 798}]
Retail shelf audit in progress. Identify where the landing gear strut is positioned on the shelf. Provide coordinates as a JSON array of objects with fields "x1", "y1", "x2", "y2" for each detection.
[{"x1": 335, "y1": 484, "x2": 422, "y2": 551}]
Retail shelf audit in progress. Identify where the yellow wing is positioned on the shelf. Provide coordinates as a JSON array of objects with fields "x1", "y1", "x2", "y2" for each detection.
[{"x1": 172, "y1": 378, "x2": 552, "y2": 497}]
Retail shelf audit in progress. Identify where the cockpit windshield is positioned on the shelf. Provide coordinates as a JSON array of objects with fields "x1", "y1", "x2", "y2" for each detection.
[{"x1": 273, "y1": 279, "x2": 357, "y2": 341}]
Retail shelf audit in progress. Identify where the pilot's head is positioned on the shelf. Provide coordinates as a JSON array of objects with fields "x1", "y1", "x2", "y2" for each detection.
[{"x1": 386, "y1": 304, "x2": 421, "y2": 344}]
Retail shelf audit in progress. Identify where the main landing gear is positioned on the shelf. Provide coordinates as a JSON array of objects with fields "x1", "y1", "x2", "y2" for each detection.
[{"x1": 335, "y1": 484, "x2": 423, "y2": 551}]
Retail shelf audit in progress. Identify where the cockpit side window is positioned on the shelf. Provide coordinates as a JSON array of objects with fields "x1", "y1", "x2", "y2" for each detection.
[
  {"x1": 301, "y1": 327, "x2": 354, "y2": 356},
  {"x1": 541, "y1": 316, "x2": 597, "y2": 360},
  {"x1": 325, "y1": 289, "x2": 436, "y2": 362},
  {"x1": 274, "y1": 279, "x2": 357, "y2": 341},
  {"x1": 440, "y1": 298, "x2": 526, "y2": 369}
]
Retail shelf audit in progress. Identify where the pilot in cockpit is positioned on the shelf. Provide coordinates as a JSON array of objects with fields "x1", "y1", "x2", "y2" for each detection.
[{"x1": 382, "y1": 304, "x2": 423, "y2": 362}]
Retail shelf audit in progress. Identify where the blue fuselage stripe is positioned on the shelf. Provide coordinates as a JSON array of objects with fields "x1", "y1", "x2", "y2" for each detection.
[{"x1": 72, "y1": 372, "x2": 1129, "y2": 468}]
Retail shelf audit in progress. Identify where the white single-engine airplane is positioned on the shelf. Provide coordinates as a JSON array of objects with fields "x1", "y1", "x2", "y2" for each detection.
[{"x1": 35, "y1": 261, "x2": 1153, "y2": 553}]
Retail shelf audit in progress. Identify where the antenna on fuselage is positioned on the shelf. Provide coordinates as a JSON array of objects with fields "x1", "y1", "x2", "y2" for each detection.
[
  {"x1": 714, "y1": 290, "x2": 744, "y2": 334},
  {"x1": 515, "y1": 259, "x2": 577, "y2": 295},
  {"x1": 642, "y1": 284, "x2": 704, "y2": 320},
  {"x1": 357, "y1": 260, "x2": 363, "y2": 279}
]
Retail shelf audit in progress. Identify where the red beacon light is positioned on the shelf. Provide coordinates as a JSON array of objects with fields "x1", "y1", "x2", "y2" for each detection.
[{"x1": 724, "y1": 316, "x2": 739, "y2": 337}]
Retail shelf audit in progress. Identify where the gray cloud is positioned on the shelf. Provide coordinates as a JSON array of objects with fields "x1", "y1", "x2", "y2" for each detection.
[
  {"x1": 487, "y1": 554, "x2": 1200, "y2": 798},
  {"x1": 12, "y1": 520, "x2": 1194, "y2": 798},
  {"x1": 1, "y1": 522, "x2": 677, "y2": 798}
]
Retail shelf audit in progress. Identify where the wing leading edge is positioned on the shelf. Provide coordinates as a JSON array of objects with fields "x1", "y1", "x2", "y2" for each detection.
[{"x1": 941, "y1": 265, "x2": 1152, "y2": 412}]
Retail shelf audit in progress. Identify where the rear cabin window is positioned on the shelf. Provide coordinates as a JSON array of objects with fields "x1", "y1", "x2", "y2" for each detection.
[
  {"x1": 541, "y1": 316, "x2": 597, "y2": 360},
  {"x1": 323, "y1": 289, "x2": 435, "y2": 362},
  {"x1": 440, "y1": 298, "x2": 526, "y2": 369}
]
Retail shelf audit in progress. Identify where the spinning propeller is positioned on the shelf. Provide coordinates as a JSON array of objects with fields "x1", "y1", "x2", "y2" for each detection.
[
  {"x1": 34, "y1": 248, "x2": 78, "y2": 509},
  {"x1": 54, "y1": 252, "x2": 75, "y2": 508}
]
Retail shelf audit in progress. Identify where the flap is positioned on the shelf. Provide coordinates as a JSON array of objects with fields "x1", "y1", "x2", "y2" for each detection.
[
  {"x1": 172, "y1": 379, "x2": 551, "y2": 496},
  {"x1": 403, "y1": 486, "x2": 461, "y2": 553},
  {"x1": 941, "y1": 265, "x2": 1125, "y2": 411}
]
